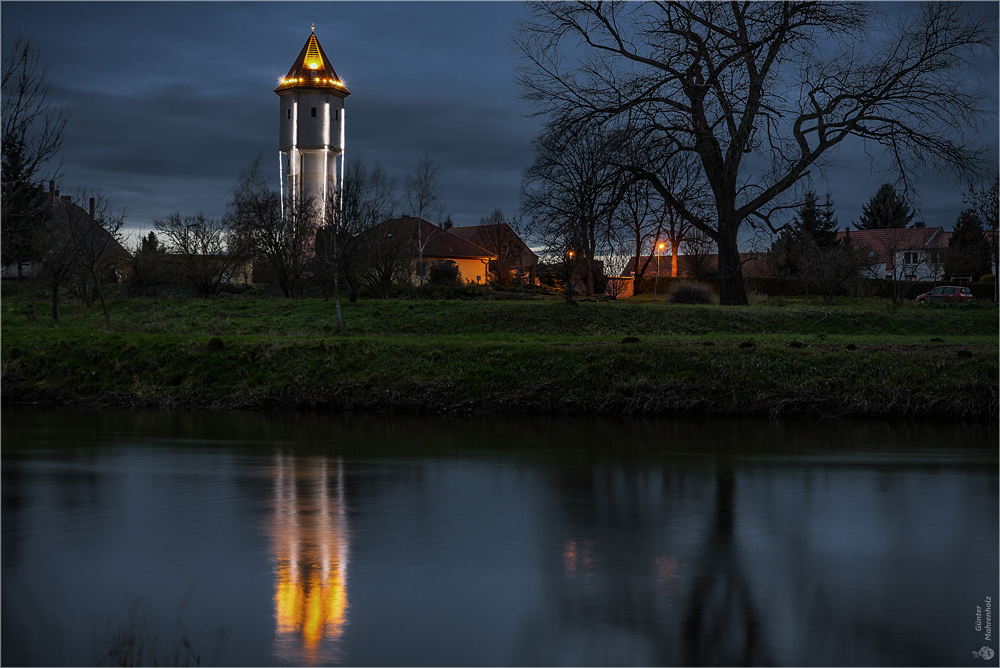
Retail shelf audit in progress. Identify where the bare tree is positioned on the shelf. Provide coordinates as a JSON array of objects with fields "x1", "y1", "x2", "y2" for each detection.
[
  {"x1": 32, "y1": 200, "x2": 75, "y2": 320},
  {"x1": 404, "y1": 154, "x2": 445, "y2": 286},
  {"x1": 682, "y1": 228, "x2": 718, "y2": 280},
  {"x1": 522, "y1": 123, "x2": 624, "y2": 296},
  {"x1": 227, "y1": 157, "x2": 316, "y2": 298},
  {"x1": 2, "y1": 32, "x2": 70, "y2": 279},
  {"x1": 62, "y1": 191, "x2": 128, "y2": 325},
  {"x1": 516, "y1": 2, "x2": 997, "y2": 305},
  {"x1": 615, "y1": 179, "x2": 664, "y2": 280},
  {"x1": 316, "y1": 157, "x2": 398, "y2": 326},
  {"x1": 356, "y1": 222, "x2": 413, "y2": 299},
  {"x1": 965, "y1": 176, "x2": 999, "y2": 300},
  {"x1": 154, "y1": 213, "x2": 247, "y2": 297},
  {"x1": 459, "y1": 208, "x2": 535, "y2": 287},
  {"x1": 796, "y1": 238, "x2": 867, "y2": 303}
]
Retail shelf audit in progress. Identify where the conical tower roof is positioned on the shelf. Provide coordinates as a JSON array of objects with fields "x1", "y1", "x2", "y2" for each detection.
[{"x1": 275, "y1": 30, "x2": 350, "y2": 97}]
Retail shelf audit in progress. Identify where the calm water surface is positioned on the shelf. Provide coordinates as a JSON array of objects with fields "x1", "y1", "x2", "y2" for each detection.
[{"x1": 2, "y1": 409, "x2": 996, "y2": 666}]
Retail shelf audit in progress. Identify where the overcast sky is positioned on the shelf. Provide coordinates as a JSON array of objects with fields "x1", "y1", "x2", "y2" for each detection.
[{"x1": 3, "y1": 1, "x2": 998, "y2": 245}]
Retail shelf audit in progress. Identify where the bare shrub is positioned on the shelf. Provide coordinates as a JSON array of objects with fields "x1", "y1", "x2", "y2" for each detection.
[{"x1": 667, "y1": 281, "x2": 715, "y2": 305}]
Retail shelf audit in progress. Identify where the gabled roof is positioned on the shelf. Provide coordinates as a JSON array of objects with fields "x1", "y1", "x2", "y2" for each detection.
[
  {"x1": 448, "y1": 223, "x2": 538, "y2": 263},
  {"x1": 274, "y1": 30, "x2": 350, "y2": 97},
  {"x1": 836, "y1": 226, "x2": 950, "y2": 269},
  {"x1": 376, "y1": 217, "x2": 495, "y2": 260},
  {"x1": 49, "y1": 193, "x2": 132, "y2": 263}
]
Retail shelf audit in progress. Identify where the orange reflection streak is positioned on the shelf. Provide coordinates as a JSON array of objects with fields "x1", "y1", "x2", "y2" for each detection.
[
  {"x1": 655, "y1": 556, "x2": 679, "y2": 581},
  {"x1": 563, "y1": 540, "x2": 578, "y2": 575},
  {"x1": 270, "y1": 454, "x2": 349, "y2": 664}
]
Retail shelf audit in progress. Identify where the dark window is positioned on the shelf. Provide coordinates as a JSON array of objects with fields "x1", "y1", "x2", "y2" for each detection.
[
  {"x1": 287, "y1": 109, "x2": 291, "y2": 119},
  {"x1": 336, "y1": 110, "x2": 340, "y2": 120},
  {"x1": 311, "y1": 107, "x2": 317, "y2": 118}
]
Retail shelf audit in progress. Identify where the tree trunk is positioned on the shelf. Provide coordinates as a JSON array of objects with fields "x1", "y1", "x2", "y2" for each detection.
[
  {"x1": 671, "y1": 246, "x2": 679, "y2": 278},
  {"x1": 716, "y1": 221, "x2": 747, "y2": 306},
  {"x1": 51, "y1": 284, "x2": 59, "y2": 321},
  {"x1": 94, "y1": 278, "x2": 111, "y2": 325}
]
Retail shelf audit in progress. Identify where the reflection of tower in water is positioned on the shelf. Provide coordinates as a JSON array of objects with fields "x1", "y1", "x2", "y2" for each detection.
[{"x1": 271, "y1": 454, "x2": 349, "y2": 664}]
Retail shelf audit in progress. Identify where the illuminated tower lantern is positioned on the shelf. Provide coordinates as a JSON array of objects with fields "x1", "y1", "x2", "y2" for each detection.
[{"x1": 275, "y1": 27, "x2": 350, "y2": 222}]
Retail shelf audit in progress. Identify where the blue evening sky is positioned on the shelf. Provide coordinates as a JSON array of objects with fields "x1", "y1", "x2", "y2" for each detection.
[{"x1": 3, "y1": 2, "x2": 997, "y2": 243}]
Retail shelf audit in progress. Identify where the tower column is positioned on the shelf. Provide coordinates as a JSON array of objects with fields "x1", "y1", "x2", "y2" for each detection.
[{"x1": 276, "y1": 29, "x2": 350, "y2": 226}]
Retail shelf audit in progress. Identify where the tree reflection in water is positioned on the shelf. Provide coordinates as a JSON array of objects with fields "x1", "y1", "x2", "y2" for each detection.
[
  {"x1": 682, "y1": 458, "x2": 771, "y2": 666},
  {"x1": 269, "y1": 454, "x2": 349, "y2": 665},
  {"x1": 520, "y1": 450, "x2": 772, "y2": 666}
]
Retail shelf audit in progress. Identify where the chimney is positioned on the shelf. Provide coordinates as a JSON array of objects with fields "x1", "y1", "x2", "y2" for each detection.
[
  {"x1": 61, "y1": 195, "x2": 71, "y2": 202},
  {"x1": 443, "y1": 219, "x2": 453, "y2": 230},
  {"x1": 53, "y1": 189, "x2": 60, "y2": 200},
  {"x1": 89, "y1": 197, "x2": 95, "y2": 218},
  {"x1": 914, "y1": 221, "x2": 925, "y2": 228},
  {"x1": 49, "y1": 180, "x2": 55, "y2": 193}
]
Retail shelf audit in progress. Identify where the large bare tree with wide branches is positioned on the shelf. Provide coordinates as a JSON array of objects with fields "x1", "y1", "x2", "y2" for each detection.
[{"x1": 515, "y1": 2, "x2": 997, "y2": 304}]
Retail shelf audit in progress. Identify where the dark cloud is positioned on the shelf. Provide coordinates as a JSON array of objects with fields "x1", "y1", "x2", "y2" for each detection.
[{"x1": 3, "y1": 1, "x2": 996, "y2": 240}]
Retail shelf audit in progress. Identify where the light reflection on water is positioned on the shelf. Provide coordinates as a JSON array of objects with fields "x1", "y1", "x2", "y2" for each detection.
[
  {"x1": 1, "y1": 409, "x2": 996, "y2": 667},
  {"x1": 270, "y1": 454, "x2": 348, "y2": 664}
]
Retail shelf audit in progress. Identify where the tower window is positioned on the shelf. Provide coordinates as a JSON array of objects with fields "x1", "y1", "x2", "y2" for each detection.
[
  {"x1": 287, "y1": 109, "x2": 291, "y2": 119},
  {"x1": 311, "y1": 107, "x2": 317, "y2": 118}
]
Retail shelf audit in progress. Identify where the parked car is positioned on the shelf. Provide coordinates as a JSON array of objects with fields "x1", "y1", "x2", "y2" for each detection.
[{"x1": 914, "y1": 286, "x2": 974, "y2": 303}]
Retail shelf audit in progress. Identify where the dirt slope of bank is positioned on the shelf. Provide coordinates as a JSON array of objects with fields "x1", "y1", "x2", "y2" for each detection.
[{"x1": 3, "y1": 332, "x2": 995, "y2": 419}]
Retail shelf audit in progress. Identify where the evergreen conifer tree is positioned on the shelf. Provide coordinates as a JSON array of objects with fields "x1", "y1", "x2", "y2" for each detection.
[
  {"x1": 855, "y1": 184, "x2": 913, "y2": 230},
  {"x1": 793, "y1": 191, "x2": 839, "y2": 246},
  {"x1": 944, "y1": 208, "x2": 991, "y2": 280}
]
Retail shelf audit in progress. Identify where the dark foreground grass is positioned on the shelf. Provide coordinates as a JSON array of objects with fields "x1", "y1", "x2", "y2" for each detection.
[{"x1": 2, "y1": 283, "x2": 996, "y2": 419}]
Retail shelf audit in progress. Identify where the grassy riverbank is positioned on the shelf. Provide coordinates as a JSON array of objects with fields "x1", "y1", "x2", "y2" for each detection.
[{"x1": 2, "y1": 282, "x2": 997, "y2": 419}]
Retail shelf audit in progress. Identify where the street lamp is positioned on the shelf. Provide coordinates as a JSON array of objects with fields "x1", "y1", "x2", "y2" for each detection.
[
  {"x1": 566, "y1": 249, "x2": 576, "y2": 301},
  {"x1": 654, "y1": 242, "x2": 666, "y2": 299}
]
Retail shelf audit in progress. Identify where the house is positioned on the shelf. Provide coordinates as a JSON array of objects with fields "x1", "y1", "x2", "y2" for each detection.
[
  {"x1": 447, "y1": 222, "x2": 538, "y2": 285},
  {"x1": 836, "y1": 225, "x2": 951, "y2": 281},
  {"x1": 2, "y1": 182, "x2": 132, "y2": 281},
  {"x1": 374, "y1": 216, "x2": 496, "y2": 284}
]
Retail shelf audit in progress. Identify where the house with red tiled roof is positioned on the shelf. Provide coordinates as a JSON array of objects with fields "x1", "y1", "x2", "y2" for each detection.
[
  {"x1": 447, "y1": 222, "x2": 537, "y2": 285},
  {"x1": 374, "y1": 216, "x2": 496, "y2": 284},
  {"x1": 836, "y1": 225, "x2": 950, "y2": 281}
]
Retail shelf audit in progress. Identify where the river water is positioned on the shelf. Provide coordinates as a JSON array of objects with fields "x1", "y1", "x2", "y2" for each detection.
[{"x1": 2, "y1": 409, "x2": 996, "y2": 666}]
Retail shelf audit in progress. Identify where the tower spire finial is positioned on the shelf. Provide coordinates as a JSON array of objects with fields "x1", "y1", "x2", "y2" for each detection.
[{"x1": 311, "y1": 23, "x2": 315, "y2": 33}]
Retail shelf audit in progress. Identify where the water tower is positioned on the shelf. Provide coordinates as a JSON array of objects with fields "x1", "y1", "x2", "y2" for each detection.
[{"x1": 275, "y1": 28, "x2": 350, "y2": 222}]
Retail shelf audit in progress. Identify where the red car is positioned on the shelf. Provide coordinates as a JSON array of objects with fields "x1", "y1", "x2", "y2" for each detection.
[{"x1": 914, "y1": 286, "x2": 974, "y2": 303}]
